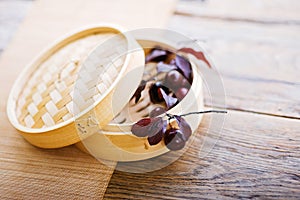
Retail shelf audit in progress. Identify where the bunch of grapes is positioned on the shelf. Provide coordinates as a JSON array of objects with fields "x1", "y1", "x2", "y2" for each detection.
[
  {"x1": 130, "y1": 47, "x2": 227, "y2": 151},
  {"x1": 132, "y1": 47, "x2": 193, "y2": 107},
  {"x1": 131, "y1": 113, "x2": 192, "y2": 151},
  {"x1": 130, "y1": 46, "x2": 229, "y2": 151},
  {"x1": 130, "y1": 47, "x2": 194, "y2": 151},
  {"x1": 131, "y1": 109, "x2": 228, "y2": 151}
]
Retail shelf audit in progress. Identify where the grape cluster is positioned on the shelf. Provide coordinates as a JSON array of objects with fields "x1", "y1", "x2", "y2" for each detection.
[
  {"x1": 148, "y1": 49, "x2": 193, "y2": 107},
  {"x1": 132, "y1": 47, "x2": 193, "y2": 109},
  {"x1": 130, "y1": 47, "x2": 227, "y2": 151},
  {"x1": 131, "y1": 109, "x2": 228, "y2": 151},
  {"x1": 130, "y1": 47, "x2": 194, "y2": 151},
  {"x1": 131, "y1": 113, "x2": 192, "y2": 151}
]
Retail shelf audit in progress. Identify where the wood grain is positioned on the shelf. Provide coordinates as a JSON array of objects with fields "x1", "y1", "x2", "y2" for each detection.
[
  {"x1": 0, "y1": 0, "x2": 176, "y2": 199},
  {"x1": 1, "y1": 0, "x2": 300, "y2": 199},
  {"x1": 168, "y1": 15, "x2": 300, "y2": 119},
  {"x1": 104, "y1": 110, "x2": 300, "y2": 199},
  {"x1": 0, "y1": 0, "x2": 32, "y2": 55},
  {"x1": 0, "y1": 137, "x2": 115, "y2": 199},
  {"x1": 177, "y1": 0, "x2": 300, "y2": 24},
  {"x1": 103, "y1": 1, "x2": 300, "y2": 199}
]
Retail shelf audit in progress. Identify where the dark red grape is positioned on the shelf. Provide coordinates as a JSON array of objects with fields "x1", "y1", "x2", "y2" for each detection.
[
  {"x1": 160, "y1": 88, "x2": 178, "y2": 109},
  {"x1": 175, "y1": 55, "x2": 192, "y2": 83},
  {"x1": 149, "y1": 107, "x2": 166, "y2": 117},
  {"x1": 131, "y1": 118, "x2": 151, "y2": 137},
  {"x1": 174, "y1": 115, "x2": 192, "y2": 139},
  {"x1": 146, "y1": 49, "x2": 168, "y2": 63},
  {"x1": 175, "y1": 87, "x2": 189, "y2": 101},
  {"x1": 131, "y1": 80, "x2": 146, "y2": 103},
  {"x1": 149, "y1": 82, "x2": 170, "y2": 103},
  {"x1": 164, "y1": 70, "x2": 184, "y2": 90},
  {"x1": 181, "y1": 77, "x2": 190, "y2": 89},
  {"x1": 147, "y1": 120, "x2": 167, "y2": 145},
  {"x1": 164, "y1": 128, "x2": 186, "y2": 151},
  {"x1": 131, "y1": 117, "x2": 164, "y2": 137}
]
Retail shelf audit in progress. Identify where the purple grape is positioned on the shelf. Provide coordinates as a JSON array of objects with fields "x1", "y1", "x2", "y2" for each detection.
[
  {"x1": 164, "y1": 128, "x2": 186, "y2": 151},
  {"x1": 131, "y1": 117, "x2": 164, "y2": 137},
  {"x1": 175, "y1": 55, "x2": 192, "y2": 83},
  {"x1": 131, "y1": 80, "x2": 146, "y2": 103},
  {"x1": 147, "y1": 120, "x2": 167, "y2": 145},
  {"x1": 175, "y1": 87, "x2": 189, "y2": 101},
  {"x1": 164, "y1": 70, "x2": 184, "y2": 90},
  {"x1": 160, "y1": 88, "x2": 178, "y2": 109},
  {"x1": 146, "y1": 49, "x2": 168, "y2": 63},
  {"x1": 149, "y1": 107, "x2": 166, "y2": 117},
  {"x1": 149, "y1": 82, "x2": 170, "y2": 103},
  {"x1": 175, "y1": 115, "x2": 192, "y2": 139},
  {"x1": 181, "y1": 77, "x2": 190, "y2": 89}
]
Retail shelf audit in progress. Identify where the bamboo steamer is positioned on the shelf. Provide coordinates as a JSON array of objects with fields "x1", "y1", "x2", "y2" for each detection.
[
  {"x1": 7, "y1": 25, "x2": 205, "y2": 162},
  {"x1": 77, "y1": 40, "x2": 204, "y2": 162},
  {"x1": 7, "y1": 25, "x2": 145, "y2": 148}
]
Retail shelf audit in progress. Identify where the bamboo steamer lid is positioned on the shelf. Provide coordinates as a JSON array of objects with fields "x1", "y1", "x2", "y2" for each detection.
[{"x1": 7, "y1": 25, "x2": 145, "y2": 148}]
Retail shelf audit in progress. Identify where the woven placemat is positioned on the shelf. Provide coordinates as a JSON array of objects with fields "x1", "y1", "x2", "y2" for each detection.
[{"x1": 0, "y1": 0, "x2": 175, "y2": 199}]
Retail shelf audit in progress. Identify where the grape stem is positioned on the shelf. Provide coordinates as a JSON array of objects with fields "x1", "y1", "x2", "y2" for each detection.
[
  {"x1": 166, "y1": 110, "x2": 227, "y2": 119},
  {"x1": 180, "y1": 110, "x2": 227, "y2": 117}
]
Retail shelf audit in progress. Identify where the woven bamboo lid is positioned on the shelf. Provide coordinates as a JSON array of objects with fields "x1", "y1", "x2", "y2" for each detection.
[{"x1": 7, "y1": 25, "x2": 145, "y2": 148}]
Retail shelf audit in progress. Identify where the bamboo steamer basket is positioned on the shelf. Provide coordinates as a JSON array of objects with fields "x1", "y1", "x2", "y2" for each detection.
[
  {"x1": 7, "y1": 25, "x2": 145, "y2": 148},
  {"x1": 7, "y1": 25, "x2": 205, "y2": 162},
  {"x1": 77, "y1": 40, "x2": 204, "y2": 162}
]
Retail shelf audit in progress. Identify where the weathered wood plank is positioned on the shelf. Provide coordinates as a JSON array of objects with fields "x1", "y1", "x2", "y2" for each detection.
[
  {"x1": 0, "y1": 0, "x2": 33, "y2": 55},
  {"x1": 104, "y1": 110, "x2": 300, "y2": 199},
  {"x1": 177, "y1": 0, "x2": 300, "y2": 24},
  {"x1": 0, "y1": 0, "x2": 176, "y2": 199},
  {"x1": 0, "y1": 141, "x2": 114, "y2": 199},
  {"x1": 168, "y1": 15, "x2": 300, "y2": 118},
  {"x1": 2, "y1": 1, "x2": 299, "y2": 119},
  {"x1": 1, "y1": 1, "x2": 299, "y2": 199}
]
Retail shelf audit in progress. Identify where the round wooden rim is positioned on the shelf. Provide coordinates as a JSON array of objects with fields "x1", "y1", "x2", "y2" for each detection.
[
  {"x1": 7, "y1": 24, "x2": 134, "y2": 134},
  {"x1": 77, "y1": 60, "x2": 204, "y2": 161}
]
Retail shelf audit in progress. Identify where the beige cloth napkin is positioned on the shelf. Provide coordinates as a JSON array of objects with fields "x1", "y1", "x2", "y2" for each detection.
[{"x1": 0, "y1": 0, "x2": 175, "y2": 199}]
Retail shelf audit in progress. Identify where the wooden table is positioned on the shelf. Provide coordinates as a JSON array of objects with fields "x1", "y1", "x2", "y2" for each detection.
[{"x1": 1, "y1": 0, "x2": 299, "y2": 199}]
